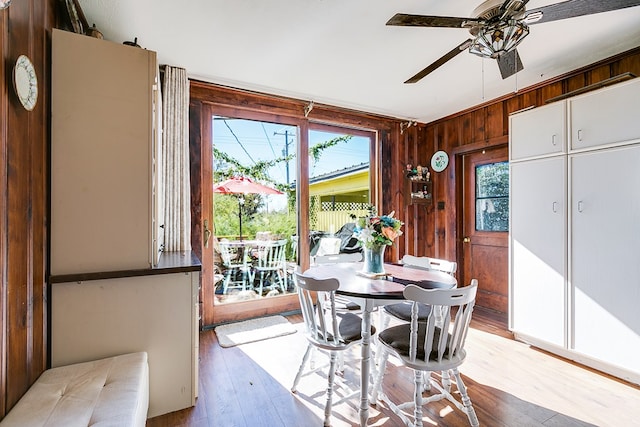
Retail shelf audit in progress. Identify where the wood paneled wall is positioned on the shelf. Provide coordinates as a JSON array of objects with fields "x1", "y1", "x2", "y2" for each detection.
[
  {"x1": 410, "y1": 46, "x2": 640, "y2": 265},
  {"x1": 0, "y1": 0, "x2": 54, "y2": 418}
]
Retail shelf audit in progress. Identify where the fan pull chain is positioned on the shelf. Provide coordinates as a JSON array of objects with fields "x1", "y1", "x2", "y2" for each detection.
[{"x1": 481, "y1": 57, "x2": 485, "y2": 101}]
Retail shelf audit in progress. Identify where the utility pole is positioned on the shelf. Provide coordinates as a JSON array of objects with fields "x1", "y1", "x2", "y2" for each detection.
[{"x1": 274, "y1": 130, "x2": 295, "y2": 184}]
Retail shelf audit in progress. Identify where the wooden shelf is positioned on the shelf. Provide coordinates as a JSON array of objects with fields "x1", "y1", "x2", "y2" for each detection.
[{"x1": 406, "y1": 177, "x2": 432, "y2": 205}]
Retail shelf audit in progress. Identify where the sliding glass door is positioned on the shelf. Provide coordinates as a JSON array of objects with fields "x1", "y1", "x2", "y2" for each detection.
[{"x1": 208, "y1": 111, "x2": 375, "y2": 321}]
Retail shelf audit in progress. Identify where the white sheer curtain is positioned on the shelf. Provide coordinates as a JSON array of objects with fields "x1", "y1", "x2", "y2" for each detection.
[{"x1": 161, "y1": 65, "x2": 191, "y2": 251}]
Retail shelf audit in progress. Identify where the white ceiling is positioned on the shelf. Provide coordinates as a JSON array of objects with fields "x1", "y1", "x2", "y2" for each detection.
[{"x1": 77, "y1": 0, "x2": 640, "y2": 123}]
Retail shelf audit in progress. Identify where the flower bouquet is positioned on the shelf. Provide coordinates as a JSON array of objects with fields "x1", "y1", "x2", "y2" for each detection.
[{"x1": 353, "y1": 208, "x2": 403, "y2": 275}]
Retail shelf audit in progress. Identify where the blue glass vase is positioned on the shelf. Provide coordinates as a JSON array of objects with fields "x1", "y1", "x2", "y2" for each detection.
[{"x1": 363, "y1": 244, "x2": 386, "y2": 275}]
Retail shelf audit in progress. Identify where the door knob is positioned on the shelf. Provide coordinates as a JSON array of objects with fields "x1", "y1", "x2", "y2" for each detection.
[{"x1": 463, "y1": 237, "x2": 471, "y2": 243}]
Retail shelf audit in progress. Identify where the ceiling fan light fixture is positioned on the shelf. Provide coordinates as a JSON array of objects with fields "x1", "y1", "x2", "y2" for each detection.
[{"x1": 468, "y1": 19, "x2": 529, "y2": 59}]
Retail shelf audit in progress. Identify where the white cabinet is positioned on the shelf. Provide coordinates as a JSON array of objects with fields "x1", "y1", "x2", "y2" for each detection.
[
  {"x1": 509, "y1": 101, "x2": 566, "y2": 160},
  {"x1": 52, "y1": 271, "x2": 199, "y2": 418},
  {"x1": 510, "y1": 157, "x2": 566, "y2": 347},
  {"x1": 569, "y1": 78, "x2": 640, "y2": 151},
  {"x1": 570, "y1": 145, "x2": 640, "y2": 375},
  {"x1": 51, "y1": 29, "x2": 162, "y2": 275},
  {"x1": 510, "y1": 78, "x2": 640, "y2": 385}
]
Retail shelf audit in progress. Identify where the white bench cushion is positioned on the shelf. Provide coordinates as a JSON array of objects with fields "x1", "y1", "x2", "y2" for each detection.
[{"x1": 0, "y1": 352, "x2": 148, "y2": 427}]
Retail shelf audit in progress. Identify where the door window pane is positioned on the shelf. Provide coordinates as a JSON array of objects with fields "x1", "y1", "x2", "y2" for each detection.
[
  {"x1": 476, "y1": 161, "x2": 509, "y2": 231},
  {"x1": 212, "y1": 117, "x2": 297, "y2": 304},
  {"x1": 307, "y1": 128, "x2": 370, "y2": 260}
]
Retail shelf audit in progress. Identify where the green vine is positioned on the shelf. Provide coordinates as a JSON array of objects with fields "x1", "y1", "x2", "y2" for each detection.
[{"x1": 214, "y1": 134, "x2": 353, "y2": 191}]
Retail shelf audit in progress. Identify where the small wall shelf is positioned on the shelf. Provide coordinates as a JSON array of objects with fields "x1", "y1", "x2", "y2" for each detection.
[{"x1": 405, "y1": 165, "x2": 432, "y2": 205}]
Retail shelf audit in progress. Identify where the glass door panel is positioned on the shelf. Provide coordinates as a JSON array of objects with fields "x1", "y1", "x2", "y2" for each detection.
[
  {"x1": 307, "y1": 126, "x2": 372, "y2": 265},
  {"x1": 212, "y1": 116, "x2": 297, "y2": 305}
]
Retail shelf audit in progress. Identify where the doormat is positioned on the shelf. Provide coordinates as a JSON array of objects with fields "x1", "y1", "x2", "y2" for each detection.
[{"x1": 214, "y1": 315, "x2": 297, "y2": 348}]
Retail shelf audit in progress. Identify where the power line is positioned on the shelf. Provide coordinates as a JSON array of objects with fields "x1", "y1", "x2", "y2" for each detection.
[{"x1": 223, "y1": 119, "x2": 256, "y2": 164}]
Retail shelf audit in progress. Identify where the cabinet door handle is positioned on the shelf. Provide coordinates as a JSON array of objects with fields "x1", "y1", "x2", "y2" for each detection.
[
  {"x1": 552, "y1": 134, "x2": 557, "y2": 146},
  {"x1": 552, "y1": 201, "x2": 558, "y2": 213},
  {"x1": 577, "y1": 129, "x2": 583, "y2": 142},
  {"x1": 577, "y1": 201, "x2": 584, "y2": 213}
]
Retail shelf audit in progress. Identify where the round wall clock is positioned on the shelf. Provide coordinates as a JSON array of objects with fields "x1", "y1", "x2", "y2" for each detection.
[
  {"x1": 431, "y1": 150, "x2": 449, "y2": 172},
  {"x1": 13, "y1": 55, "x2": 38, "y2": 111}
]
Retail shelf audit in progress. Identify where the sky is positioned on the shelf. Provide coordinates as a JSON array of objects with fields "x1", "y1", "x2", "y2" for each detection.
[{"x1": 212, "y1": 116, "x2": 370, "y2": 186}]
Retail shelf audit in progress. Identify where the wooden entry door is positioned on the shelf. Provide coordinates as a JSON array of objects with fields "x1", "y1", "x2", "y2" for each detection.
[{"x1": 461, "y1": 146, "x2": 509, "y2": 313}]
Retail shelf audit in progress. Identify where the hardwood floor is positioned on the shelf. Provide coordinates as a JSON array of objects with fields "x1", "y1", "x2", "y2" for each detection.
[{"x1": 147, "y1": 307, "x2": 640, "y2": 426}]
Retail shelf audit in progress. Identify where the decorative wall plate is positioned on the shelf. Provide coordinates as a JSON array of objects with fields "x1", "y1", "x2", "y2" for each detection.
[
  {"x1": 13, "y1": 55, "x2": 38, "y2": 111},
  {"x1": 431, "y1": 150, "x2": 449, "y2": 172}
]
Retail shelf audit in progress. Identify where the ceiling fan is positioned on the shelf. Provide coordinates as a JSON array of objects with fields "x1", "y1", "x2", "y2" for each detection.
[{"x1": 388, "y1": 0, "x2": 640, "y2": 83}]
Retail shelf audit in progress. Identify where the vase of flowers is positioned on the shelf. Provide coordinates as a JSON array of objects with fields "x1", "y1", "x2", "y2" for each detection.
[{"x1": 353, "y1": 208, "x2": 403, "y2": 275}]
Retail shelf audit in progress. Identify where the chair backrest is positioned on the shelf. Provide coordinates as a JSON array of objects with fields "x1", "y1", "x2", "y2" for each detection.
[
  {"x1": 219, "y1": 240, "x2": 242, "y2": 267},
  {"x1": 314, "y1": 252, "x2": 362, "y2": 265},
  {"x1": 402, "y1": 254, "x2": 457, "y2": 275},
  {"x1": 290, "y1": 236, "x2": 299, "y2": 262},
  {"x1": 403, "y1": 279, "x2": 478, "y2": 364},
  {"x1": 255, "y1": 239, "x2": 287, "y2": 269},
  {"x1": 294, "y1": 272, "x2": 347, "y2": 349}
]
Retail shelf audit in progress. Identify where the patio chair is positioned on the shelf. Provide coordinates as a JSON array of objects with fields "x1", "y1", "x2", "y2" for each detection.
[
  {"x1": 218, "y1": 239, "x2": 251, "y2": 294},
  {"x1": 251, "y1": 239, "x2": 288, "y2": 295},
  {"x1": 291, "y1": 272, "x2": 376, "y2": 427},
  {"x1": 371, "y1": 280, "x2": 479, "y2": 427}
]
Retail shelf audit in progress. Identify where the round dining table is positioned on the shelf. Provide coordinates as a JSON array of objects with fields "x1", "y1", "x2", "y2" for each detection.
[{"x1": 303, "y1": 261, "x2": 457, "y2": 427}]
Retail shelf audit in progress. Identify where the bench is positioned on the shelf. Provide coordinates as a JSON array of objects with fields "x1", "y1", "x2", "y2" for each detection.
[{"x1": 0, "y1": 352, "x2": 149, "y2": 427}]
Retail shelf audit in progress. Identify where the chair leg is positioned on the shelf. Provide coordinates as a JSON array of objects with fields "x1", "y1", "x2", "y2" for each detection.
[
  {"x1": 370, "y1": 347, "x2": 388, "y2": 404},
  {"x1": 258, "y1": 272, "x2": 265, "y2": 296},
  {"x1": 324, "y1": 351, "x2": 338, "y2": 427},
  {"x1": 451, "y1": 368, "x2": 479, "y2": 427},
  {"x1": 374, "y1": 311, "x2": 391, "y2": 368},
  {"x1": 442, "y1": 369, "x2": 452, "y2": 392},
  {"x1": 413, "y1": 370, "x2": 424, "y2": 427},
  {"x1": 282, "y1": 269, "x2": 287, "y2": 292},
  {"x1": 422, "y1": 372, "x2": 432, "y2": 392},
  {"x1": 291, "y1": 344, "x2": 313, "y2": 393},
  {"x1": 222, "y1": 269, "x2": 232, "y2": 294}
]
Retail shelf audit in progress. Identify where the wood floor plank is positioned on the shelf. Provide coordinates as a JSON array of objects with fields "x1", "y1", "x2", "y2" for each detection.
[{"x1": 147, "y1": 310, "x2": 640, "y2": 427}]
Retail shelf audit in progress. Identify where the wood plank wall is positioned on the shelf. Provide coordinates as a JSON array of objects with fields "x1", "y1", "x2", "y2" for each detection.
[
  {"x1": 0, "y1": 0, "x2": 54, "y2": 418},
  {"x1": 414, "y1": 47, "x2": 640, "y2": 264}
]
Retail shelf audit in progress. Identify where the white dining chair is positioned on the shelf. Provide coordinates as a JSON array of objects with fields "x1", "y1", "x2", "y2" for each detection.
[
  {"x1": 251, "y1": 239, "x2": 288, "y2": 295},
  {"x1": 312, "y1": 252, "x2": 363, "y2": 311},
  {"x1": 375, "y1": 255, "x2": 458, "y2": 386},
  {"x1": 291, "y1": 272, "x2": 375, "y2": 427},
  {"x1": 381, "y1": 255, "x2": 457, "y2": 324},
  {"x1": 372, "y1": 280, "x2": 479, "y2": 427},
  {"x1": 218, "y1": 239, "x2": 251, "y2": 294}
]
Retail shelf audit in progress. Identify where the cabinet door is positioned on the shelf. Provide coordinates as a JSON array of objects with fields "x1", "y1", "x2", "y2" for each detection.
[
  {"x1": 510, "y1": 157, "x2": 567, "y2": 346},
  {"x1": 51, "y1": 29, "x2": 157, "y2": 274},
  {"x1": 509, "y1": 101, "x2": 566, "y2": 161},
  {"x1": 570, "y1": 144, "x2": 640, "y2": 376},
  {"x1": 569, "y1": 79, "x2": 640, "y2": 151},
  {"x1": 52, "y1": 272, "x2": 197, "y2": 417}
]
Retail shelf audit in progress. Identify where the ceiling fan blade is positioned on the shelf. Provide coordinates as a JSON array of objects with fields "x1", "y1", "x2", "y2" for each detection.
[
  {"x1": 524, "y1": 0, "x2": 640, "y2": 25},
  {"x1": 405, "y1": 39, "x2": 473, "y2": 84},
  {"x1": 387, "y1": 13, "x2": 479, "y2": 28},
  {"x1": 497, "y1": 49, "x2": 524, "y2": 79}
]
